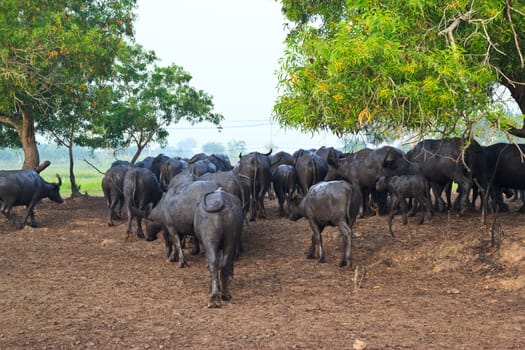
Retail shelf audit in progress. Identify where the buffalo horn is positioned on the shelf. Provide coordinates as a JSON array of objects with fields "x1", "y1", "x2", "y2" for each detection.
[{"x1": 56, "y1": 174, "x2": 62, "y2": 186}]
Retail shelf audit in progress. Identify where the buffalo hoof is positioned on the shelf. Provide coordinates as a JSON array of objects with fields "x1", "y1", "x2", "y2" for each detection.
[
  {"x1": 145, "y1": 235, "x2": 157, "y2": 242},
  {"x1": 207, "y1": 296, "x2": 222, "y2": 308},
  {"x1": 190, "y1": 245, "x2": 200, "y2": 256},
  {"x1": 305, "y1": 251, "x2": 315, "y2": 260},
  {"x1": 317, "y1": 257, "x2": 326, "y2": 264},
  {"x1": 178, "y1": 260, "x2": 188, "y2": 268},
  {"x1": 339, "y1": 260, "x2": 353, "y2": 268},
  {"x1": 221, "y1": 293, "x2": 232, "y2": 301},
  {"x1": 136, "y1": 232, "x2": 145, "y2": 240}
]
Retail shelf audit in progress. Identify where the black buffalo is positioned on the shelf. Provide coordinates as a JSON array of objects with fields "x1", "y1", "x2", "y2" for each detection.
[
  {"x1": 269, "y1": 151, "x2": 294, "y2": 172},
  {"x1": 289, "y1": 180, "x2": 362, "y2": 267},
  {"x1": 326, "y1": 146, "x2": 405, "y2": 215},
  {"x1": 237, "y1": 150, "x2": 272, "y2": 221},
  {"x1": 199, "y1": 170, "x2": 250, "y2": 218},
  {"x1": 271, "y1": 164, "x2": 298, "y2": 217},
  {"x1": 158, "y1": 157, "x2": 187, "y2": 191},
  {"x1": 194, "y1": 189, "x2": 243, "y2": 308},
  {"x1": 483, "y1": 143, "x2": 525, "y2": 212},
  {"x1": 0, "y1": 169, "x2": 63, "y2": 228},
  {"x1": 405, "y1": 138, "x2": 486, "y2": 215},
  {"x1": 146, "y1": 180, "x2": 220, "y2": 266},
  {"x1": 101, "y1": 163, "x2": 131, "y2": 226},
  {"x1": 268, "y1": 151, "x2": 294, "y2": 201},
  {"x1": 294, "y1": 150, "x2": 328, "y2": 196},
  {"x1": 123, "y1": 167, "x2": 162, "y2": 239},
  {"x1": 376, "y1": 175, "x2": 432, "y2": 236}
]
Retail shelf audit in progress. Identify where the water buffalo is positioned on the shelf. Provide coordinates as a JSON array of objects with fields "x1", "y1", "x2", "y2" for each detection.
[
  {"x1": 271, "y1": 164, "x2": 298, "y2": 217},
  {"x1": 123, "y1": 167, "x2": 162, "y2": 239},
  {"x1": 237, "y1": 150, "x2": 272, "y2": 221},
  {"x1": 268, "y1": 151, "x2": 294, "y2": 201},
  {"x1": 0, "y1": 169, "x2": 63, "y2": 228},
  {"x1": 208, "y1": 153, "x2": 233, "y2": 171},
  {"x1": 294, "y1": 150, "x2": 328, "y2": 196},
  {"x1": 289, "y1": 180, "x2": 362, "y2": 267},
  {"x1": 102, "y1": 163, "x2": 131, "y2": 226},
  {"x1": 188, "y1": 153, "x2": 218, "y2": 176},
  {"x1": 376, "y1": 175, "x2": 432, "y2": 236},
  {"x1": 194, "y1": 189, "x2": 243, "y2": 308},
  {"x1": 146, "y1": 180, "x2": 220, "y2": 267},
  {"x1": 326, "y1": 146, "x2": 406, "y2": 215},
  {"x1": 199, "y1": 170, "x2": 250, "y2": 217},
  {"x1": 405, "y1": 138, "x2": 487, "y2": 215},
  {"x1": 269, "y1": 151, "x2": 294, "y2": 173},
  {"x1": 158, "y1": 157, "x2": 186, "y2": 191},
  {"x1": 483, "y1": 143, "x2": 525, "y2": 212}
]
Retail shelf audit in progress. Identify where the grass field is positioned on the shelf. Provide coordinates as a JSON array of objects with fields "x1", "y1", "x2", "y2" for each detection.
[{"x1": 45, "y1": 164, "x2": 106, "y2": 198}]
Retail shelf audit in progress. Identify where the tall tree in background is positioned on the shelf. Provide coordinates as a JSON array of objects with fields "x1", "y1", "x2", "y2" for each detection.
[
  {"x1": 274, "y1": 1, "x2": 525, "y2": 142},
  {"x1": 91, "y1": 43, "x2": 223, "y2": 164},
  {"x1": 0, "y1": 0, "x2": 135, "y2": 169},
  {"x1": 39, "y1": 82, "x2": 112, "y2": 197}
]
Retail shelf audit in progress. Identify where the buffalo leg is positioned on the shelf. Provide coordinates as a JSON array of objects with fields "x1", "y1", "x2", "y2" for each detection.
[
  {"x1": 220, "y1": 251, "x2": 234, "y2": 301},
  {"x1": 305, "y1": 233, "x2": 316, "y2": 259},
  {"x1": 20, "y1": 202, "x2": 37, "y2": 228},
  {"x1": 249, "y1": 197, "x2": 257, "y2": 221},
  {"x1": 338, "y1": 221, "x2": 353, "y2": 267},
  {"x1": 161, "y1": 230, "x2": 176, "y2": 261},
  {"x1": 108, "y1": 198, "x2": 120, "y2": 226},
  {"x1": 308, "y1": 221, "x2": 325, "y2": 263},
  {"x1": 388, "y1": 196, "x2": 400, "y2": 237},
  {"x1": 136, "y1": 216, "x2": 145, "y2": 239},
  {"x1": 167, "y1": 227, "x2": 187, "y2": 268},
  {"x1": 190, "y1": 236, "x2": 200, "y2": 255},
  {"x1": 206, "y1": 247, "x2": 221, "y2": 308},
  {"x1": 416, "y1": 194, "x2": 432, "y2": 225},
  {"x1": 29, "y1": 207, "x2": 38, "y2": 227},
  {"x1": 126, "y1": 205, "x2": 133, "y2": 236},
  {"x1": 399, "y1": 199, "x2": 409, "y2": 225}
]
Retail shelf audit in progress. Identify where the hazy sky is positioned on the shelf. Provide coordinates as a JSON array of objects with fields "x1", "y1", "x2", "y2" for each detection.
[{"x1": 133, "y1": 0, "x2": 342, "y2": 153}]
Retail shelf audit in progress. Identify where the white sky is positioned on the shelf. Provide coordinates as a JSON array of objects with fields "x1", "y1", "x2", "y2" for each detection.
[{"x1": 133, "y1": 0, "x2": 342, "y2": 153}]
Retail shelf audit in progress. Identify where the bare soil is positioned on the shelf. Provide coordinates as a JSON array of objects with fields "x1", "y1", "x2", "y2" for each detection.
[{"x1": 0, "y1": 196, "x2": 524, "y2": 349}]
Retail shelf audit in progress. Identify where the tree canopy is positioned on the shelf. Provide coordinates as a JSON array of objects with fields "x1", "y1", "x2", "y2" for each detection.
[
  {"x1": 274, "y1": 0, "x2": 525, "y2": 143},
  {"x1": 89, "y1": 43, "x2": 223, "y2": 164},
  {"x1": 0, "y1": 0, "x2": 136, "y2": 168}
]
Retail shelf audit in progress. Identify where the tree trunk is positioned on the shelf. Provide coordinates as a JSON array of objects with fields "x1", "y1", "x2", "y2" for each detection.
[
  {"x1": 20, "y1": 109, "x2": 40, "y2": 169},
  {"x1": 130, "y1": 144, "x2": 146, "y2": 165},
  {"x1": 503, "y1": 82, "x2": 525, "y2": 138},
  {"x1": 68, "y1": 142, "x2": 82, "y2": 197}
]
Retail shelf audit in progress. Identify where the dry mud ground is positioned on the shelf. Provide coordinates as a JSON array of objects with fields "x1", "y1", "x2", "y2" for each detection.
[{"x1": 0, "y1": 196, "x2": 524, "y2": 350}]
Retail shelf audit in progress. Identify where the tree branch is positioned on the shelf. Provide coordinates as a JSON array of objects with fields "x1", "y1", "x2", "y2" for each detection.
[
  {"x1": 505, "y1": 0, "x2": 524, "y2": 68},
  {"x1": 0, "y1": 115, "x2": 21, "y2": 130}
]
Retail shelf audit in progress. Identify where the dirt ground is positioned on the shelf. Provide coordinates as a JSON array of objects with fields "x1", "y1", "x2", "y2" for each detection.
[{"x1": 0, "y1": 195, "x2": 524, "y2": 350}]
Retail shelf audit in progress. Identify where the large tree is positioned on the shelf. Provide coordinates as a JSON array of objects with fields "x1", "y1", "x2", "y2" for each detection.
[
  {"x1": 274, "y1": 0, "x2": 525, "y2": 142},
  {"x1": 91, "y1": 43, "x2": 223, "y2": 164},
  {"x1": 0, "y1": 0, "x2": 135, "y2": 169}
]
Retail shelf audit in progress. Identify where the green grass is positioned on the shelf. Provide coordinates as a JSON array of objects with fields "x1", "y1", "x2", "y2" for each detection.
[{"x1": 39, "y1": 165, "x2": 106, "y2": 198}]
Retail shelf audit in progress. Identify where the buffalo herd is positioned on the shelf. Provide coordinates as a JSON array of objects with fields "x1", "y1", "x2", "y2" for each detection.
[{"x1": 2, "y1": 138, "x2": 525, "y2": 307}]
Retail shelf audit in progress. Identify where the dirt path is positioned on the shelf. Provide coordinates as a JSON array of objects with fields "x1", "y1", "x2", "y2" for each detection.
[{"x1": 0, "y1": 196, "x2": 524, "y2": 349}]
